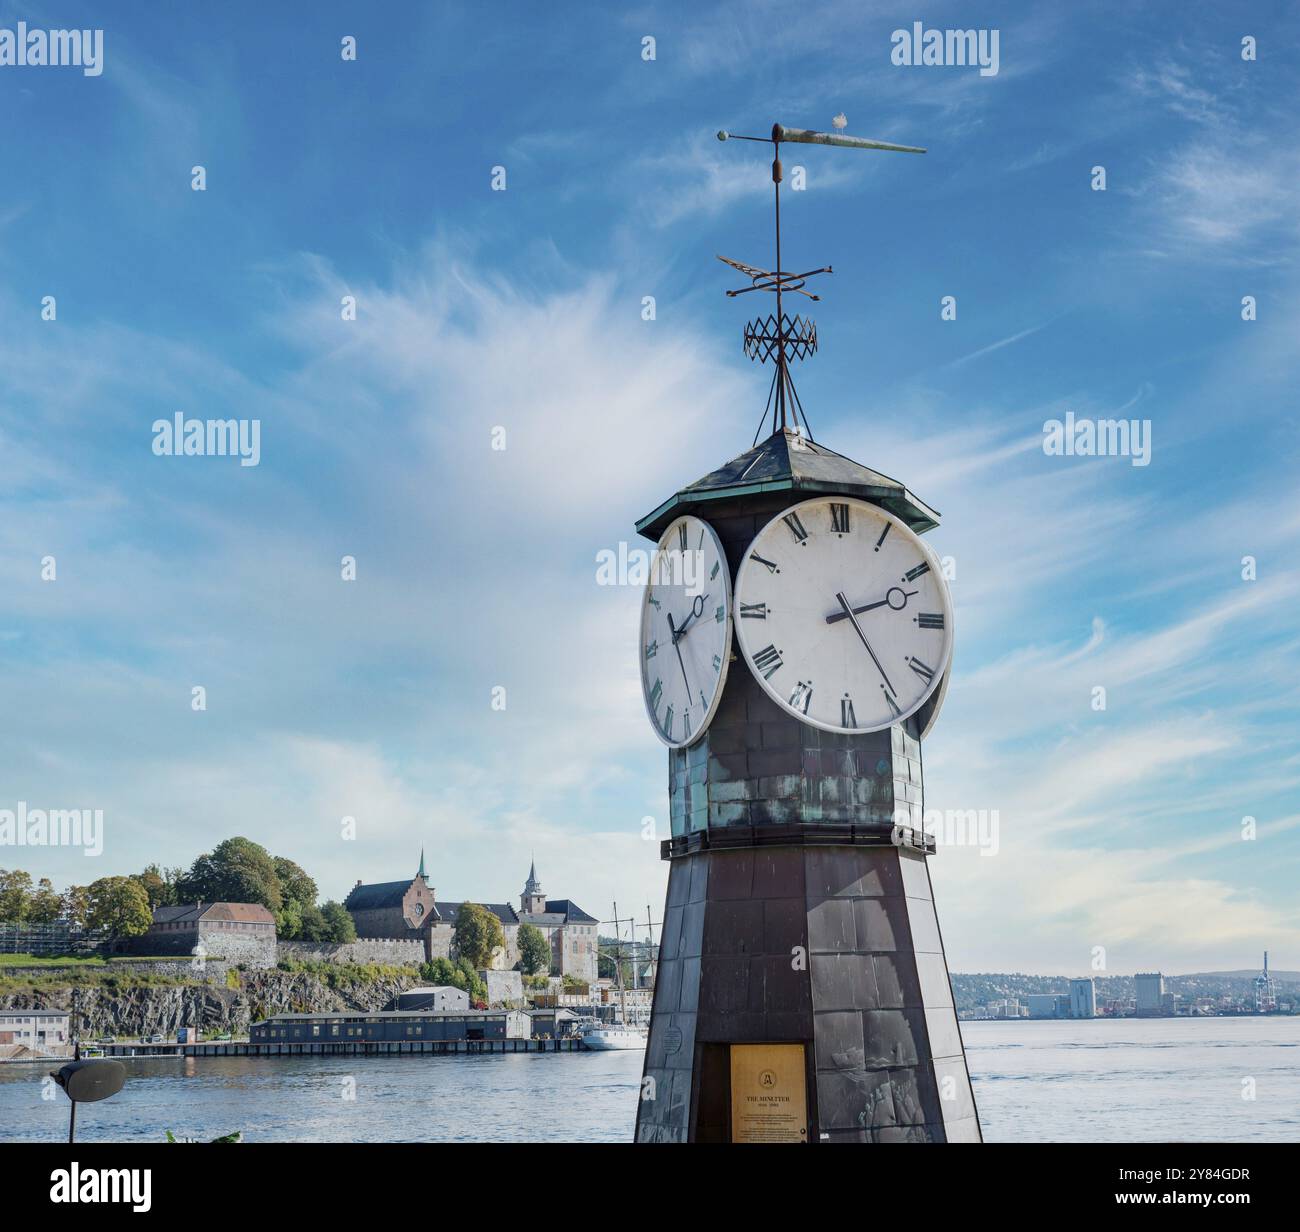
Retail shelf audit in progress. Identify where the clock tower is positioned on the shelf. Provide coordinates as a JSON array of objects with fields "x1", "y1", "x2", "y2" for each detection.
[{"x1": 632, "y1": 122, "x2": 980, "y2": 1144}]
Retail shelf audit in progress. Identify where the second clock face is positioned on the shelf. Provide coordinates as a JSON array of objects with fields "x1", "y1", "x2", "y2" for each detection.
[
  {"x1": 639, "y1": 515, "x2": 733, "y2": 747},
  {"x1": 734, "y1": 496, "x2": 953, "y2": 733}
]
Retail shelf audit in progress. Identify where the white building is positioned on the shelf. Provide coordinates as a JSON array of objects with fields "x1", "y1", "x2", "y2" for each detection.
[
  {"x1": 0, "y1": 1010, "x2": 70, "y2": 1052},
  {"x1": 1025, "y1": 993, "x2": 1071, "y2": 1019},
  {"x1": 1135, "y1": 972, "x2": 1165, "y2": 1016},
  {"x1": 1069, "y1": 977, "x2": 1096, "y2": 1018},
  {"x1": 395, "y1": 986, "x2": 471, "y2": 1012}
]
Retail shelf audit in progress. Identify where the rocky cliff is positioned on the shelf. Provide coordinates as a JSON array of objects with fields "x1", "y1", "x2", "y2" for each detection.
[{"x1": 0, "y1": 968, "x2": 418, "y2": 1038}]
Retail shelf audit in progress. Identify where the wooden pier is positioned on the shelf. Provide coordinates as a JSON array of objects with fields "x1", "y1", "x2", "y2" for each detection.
[{"x1": 96, "y1": 1037, "x2": 583, "y2": 1059}]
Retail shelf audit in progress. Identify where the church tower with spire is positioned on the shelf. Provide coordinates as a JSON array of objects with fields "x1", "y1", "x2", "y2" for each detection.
[{"x1": 521, "y1": 858, "x2": 547, "y2": 915}]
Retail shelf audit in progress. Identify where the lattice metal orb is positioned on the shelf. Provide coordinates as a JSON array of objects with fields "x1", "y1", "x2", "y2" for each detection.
[{"x1": 743, "y1": 313, "x2": 818, "y2": 364}]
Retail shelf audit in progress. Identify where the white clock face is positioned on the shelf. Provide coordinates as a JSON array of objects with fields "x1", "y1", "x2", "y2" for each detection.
[
  {"x1": 734, "y1": 497, "x2": 953, "y2": 734},
  {"x1": 639, "y1": 516, "x2": 733, "y2": 747}
]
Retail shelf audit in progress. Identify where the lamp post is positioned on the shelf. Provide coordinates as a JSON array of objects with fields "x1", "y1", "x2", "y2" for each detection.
[{"x1": 53, "y1": 985, "x2": 127, "y2": 1142}]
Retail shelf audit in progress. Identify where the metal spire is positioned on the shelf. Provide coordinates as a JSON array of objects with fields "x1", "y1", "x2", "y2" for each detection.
[{"x1": 715, "y1": 121, "x2": 926, "y2": 444}]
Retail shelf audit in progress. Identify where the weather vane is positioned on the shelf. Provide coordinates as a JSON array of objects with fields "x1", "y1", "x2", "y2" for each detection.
[{"x1": 715, "y1": 121, "x2": 926, "y2": 444}]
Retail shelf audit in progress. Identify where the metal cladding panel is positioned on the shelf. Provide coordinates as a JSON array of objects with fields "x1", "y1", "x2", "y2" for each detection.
[{"x1": 635, "y1": 845, "x2": 980, "y2": 1143}]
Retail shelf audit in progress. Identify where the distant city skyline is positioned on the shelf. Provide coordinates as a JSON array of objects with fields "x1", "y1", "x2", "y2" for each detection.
[{"x1": 2, "y1": 2, "x2": 1298, "y2": 973}]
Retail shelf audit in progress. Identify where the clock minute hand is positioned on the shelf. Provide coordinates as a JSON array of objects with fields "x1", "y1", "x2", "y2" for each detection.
[
  {"x1": 667, "y1": 612, "x2": 692, "y2": 697},
  {"x1": 834, "y1": 591, "x2": 896, "y2": 696}
]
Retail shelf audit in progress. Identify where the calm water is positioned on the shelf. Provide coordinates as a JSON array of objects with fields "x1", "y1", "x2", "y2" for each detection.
[{"x1": 2, "y1": 1018, "x2": 1296, "y2": 1142}]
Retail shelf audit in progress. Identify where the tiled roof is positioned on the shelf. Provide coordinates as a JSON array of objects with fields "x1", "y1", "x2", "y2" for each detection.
[
  {"x1": 545, "y1": 899, "x2": 597, "y2": 924},
  {"x1": 519, "y1": 912, "x2": 566, "y2": 926},
  {"x1": 343, "y1": 879, "x2": 415, "y2": 911},
  {"x1": 434, "y1": 901, "x2": 519, "y2": 926},
  {"x1": 636, "y1": 428, "x2": 941, "y2": 541},
  {"x1": 203, "y1": 902, "x2": 276, "y2": 924},
  {"x1": 150, "y1": 902, "x2": 275, "y2": 926}
]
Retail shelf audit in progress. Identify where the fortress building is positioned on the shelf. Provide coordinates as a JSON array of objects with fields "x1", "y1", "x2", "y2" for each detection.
[{"x1": 344, "y1": 852, "x2": 598, "y2": 982}]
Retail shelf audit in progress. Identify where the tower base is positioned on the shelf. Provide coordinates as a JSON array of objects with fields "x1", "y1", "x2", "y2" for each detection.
[{"x1": 635, "y1": 840, "x2": 980, "y2": 1142}]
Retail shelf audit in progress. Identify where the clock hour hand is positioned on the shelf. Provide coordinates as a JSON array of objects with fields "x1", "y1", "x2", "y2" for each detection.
[
  {"x1": 834, "y1": 591, "x2": 896, "y2": 695},
  {"x1": 824, "y1": 587, "x2": 917, "y2": 625},
  {"x1": 670, "y1": 593, "x2": 710, "y2": 642}
]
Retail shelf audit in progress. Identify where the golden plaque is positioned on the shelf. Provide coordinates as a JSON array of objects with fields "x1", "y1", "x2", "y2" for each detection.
[{"x1": 730, "y1": 1043, "x2": 808, "y2": 1142}]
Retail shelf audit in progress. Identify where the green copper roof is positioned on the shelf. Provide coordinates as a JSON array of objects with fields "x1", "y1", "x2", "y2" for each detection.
[{"x1": 636, "y1": 429, "x2": 940, "y2": 541}]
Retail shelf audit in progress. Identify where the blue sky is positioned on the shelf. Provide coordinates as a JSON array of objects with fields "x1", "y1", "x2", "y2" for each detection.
[{"x1": 1, "y1": 0, "x2": 1297, "y2": 973}]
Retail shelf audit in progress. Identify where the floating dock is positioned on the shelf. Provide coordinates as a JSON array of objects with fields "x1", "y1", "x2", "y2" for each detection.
[{"x1": 96, "y1": 1037, "x2": 583, "y2": 1059}]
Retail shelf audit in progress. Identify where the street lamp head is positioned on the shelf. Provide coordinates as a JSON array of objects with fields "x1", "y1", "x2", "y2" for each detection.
[{"x1": 50, "y1": 1059, "x2": 126, "y2": 1103}]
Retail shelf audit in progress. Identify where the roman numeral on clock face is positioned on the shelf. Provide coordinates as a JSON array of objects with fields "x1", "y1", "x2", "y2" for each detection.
[
  {"x1": 840, "y1": 697, "x2": 857, "y2": 728},
  {"x1": 649, "y1": 679, "x2": 663, "y2": 710},
  {"x1": 875, "y1": 523, "x2": 891, "y2": 552},
  {"x1": 645, "y1": 639, "x2": 658, "y2": 659},
  {"x1": 917, "y1": 613, "x2": 944, "y2": 629},
  {"x1": 789, "y1": 682, "x2": 813, "y2": 714},
  {"x1": 904, "y1": 561, "x2": 930, "y2": 582},
  {"x1": 740, "y1": 603, "x2": 767, "y2": 619},
  {"x1": 681, "y1": 709, "x2": 691, "y2": 740},
  {"x1": 883, "y1": 690, "x2": 902, "y2": 718},
  {"x1": 830, "y1": 503, "x2": 850, "y2": 534},
  {"x1": 908, "y1": 657, "x2": 935, "y2": 684},
  {"x1": 750, "y1": 552, "x2": 780, "y2": 574},
  {"x1": 664, "y1": 705, "x2": 675, "y2": 737},
  {"x1": 782, "y1": 511, "x2": 809, "y2": 543},
  {"x1": 678, "y1": 523, "x2": 688, "y2": 552},
  {"x1": 752, "y1": 644, "x2": 783, "y2": 679}
]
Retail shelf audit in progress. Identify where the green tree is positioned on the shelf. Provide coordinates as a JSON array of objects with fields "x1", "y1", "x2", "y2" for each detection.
[
  {"x1": 277, "y1": 898, "x2": 304, "y2": 939},
  {"x1": 415, "y1": 956, "x2": 487, "y2": 1003},
  {"x1": 61, "y1": 885, "x2": 91, "y2": 930},
  {"x1": 271, "y1": 856, "x2": 320, "y2": 938},
  {"x1": 176, "y1": 837, "x2": 283, "y2": 912},
  {"x1": 27, "y1": 878, "x2": 63, "y2": 923},
  {"x1": 131, "y1": 864, "x2": 178, "y2": 911},
  {"x1": 420, "y1": 956, "x2": 461, "y2": 986},
  {"x1": 0, "y1": 870, "x2": 33, "y2": 922},
  {"x1": 321, "y1": 900, "x2": 356, "y2": 943},
  {"x1": 87, "y1": 877, "x2": 153, "y2": 938},
  {"x1": 456, "y1": 956, "x2": 489, "y2": 1006},
  {"x1": 452, "y1": 902, "x2": 505, "y2": 971},
  {"x1": 298, "y1": 902, "x2": 329, "y2": 942},
  {"x1": 517, "y1": 922, "x2": 551, "y2": 976},
  {"x1": 273, "y1": 857, "x2": 317, "y2": 914}
]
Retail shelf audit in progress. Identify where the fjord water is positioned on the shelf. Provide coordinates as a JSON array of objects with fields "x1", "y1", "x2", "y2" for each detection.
[{"x1": 2, "y1": 1018, "x2": 1295, "y2": 1142}]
